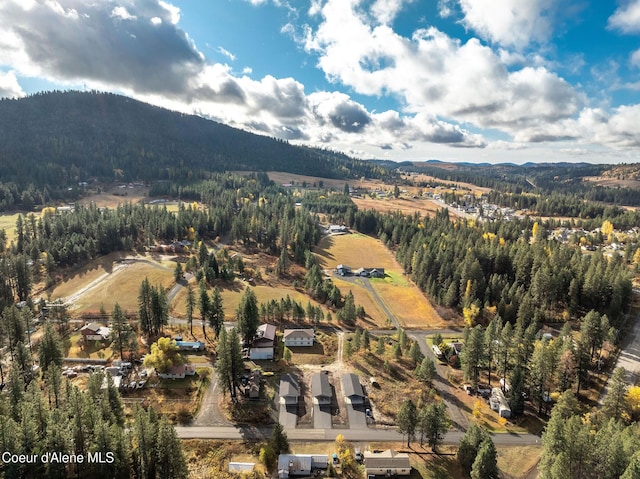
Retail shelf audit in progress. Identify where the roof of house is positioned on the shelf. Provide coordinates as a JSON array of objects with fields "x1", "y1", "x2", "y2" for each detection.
[
  {"x1": 257, "y1": 323, "x2": 277, "y2": 341},
  {"x1": 80, "y1": 322, "x2": 103, "y2": 333},
  {"x1": 279, "y1": 374, "x2": 299, "y2": 398},
  {"x1": 364, "y1": 450, "x2": 410, "y2": 470},
  {"x1": 336, "y1": 264, "x2": 351, "y2": 270},
  {"x1": 283, "y1": 329, "x2": 315, "y2": 340},
  {"x1": 312, "y1": 372, "x2": 332, "y2": 399},
  {"x1": 175, "y1": 341, "x2": 205, "y2": 349},
  {"x1": 341, "y1": 373, "x2": 364, "y2": 398}
]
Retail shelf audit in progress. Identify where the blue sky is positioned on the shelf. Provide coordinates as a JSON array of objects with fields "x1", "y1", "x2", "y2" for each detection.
[{"x1": 2, "y1": 0, "x2": 640, "y2": 164}]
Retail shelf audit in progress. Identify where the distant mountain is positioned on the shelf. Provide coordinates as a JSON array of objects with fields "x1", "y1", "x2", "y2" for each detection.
[{"x1": 0, "y1": 91, "x2": 389, "y2": 190}]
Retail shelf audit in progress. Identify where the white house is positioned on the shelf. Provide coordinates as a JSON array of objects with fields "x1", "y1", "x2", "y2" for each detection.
[
  {"x1": 283, "y1": 329, "x2": 314, "y2": 347},
  {"x1": 157, "y1": 364, "x2": 196, "y2": 380},
  {"x1": 80, "y1": 322, "x2": 111, "y2": 342},
  {"x1": 250, "y1": 324, "x2": 277, "y2": 360},
  {"x1": 364, "y1": 450, "x2": 411, "y2": 477}
]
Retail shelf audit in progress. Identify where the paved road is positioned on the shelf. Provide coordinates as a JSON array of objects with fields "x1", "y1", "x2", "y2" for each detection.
[
  {"x1": 346, "y1": 403, "x2": 368, "y2": 429},
  {"x1": 279, "y1": 403, "x2": 298, "y2": 428},
  {"x1": 600, "y1": 309, "x2": 640, "y2": 405},
  {"x1": 193, "y1": 366, "x2": 232, "y2": 427},
  {"x1": 314, "y1": 403, "x2": 332, "y2": 429},
  {"x1": 175, "y1": 426, "x2": 540, "y2": 446}
]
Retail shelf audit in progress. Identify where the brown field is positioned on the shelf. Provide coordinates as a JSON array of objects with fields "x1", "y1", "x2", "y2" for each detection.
[
  {"x1": 372, "y1": 280, "x2": 453, "y2": 329},
  {"x1": 351, "y1": 196, "x2": 450, "y2": 219},
  {"x1": 0, "y1": 212, "x2": 21, "y2": 244},
  {"x1": 265, "y1": 171, "x2": 391, "y2": 192},
  {"x1": 497, "y1": 446, "x2": 540, "y2": 479},
  {"x1": 50, "y1": 257, "x2": 174, "y2": 314},
  {"x1": 315, "y1": 233, "x2": 453, "y2": 329},
  {"x1": 78, "y1": 185, "x2": 149, "y2": 208},
  {"x1": 314, "y1": 233, "x2": 398, "y2": 271},
  {"x1": 332, "y1": 278, "x2": 389, "y2": 328},
  {"x1": 287, "y1": 330, "x2": 338, "y2": 366},
  {"x1": 406, "y1": 173, "x2": 492, "y2": 195},
  {"x1": 583, "y1": 175, "x2": 640, "y2": 189}
]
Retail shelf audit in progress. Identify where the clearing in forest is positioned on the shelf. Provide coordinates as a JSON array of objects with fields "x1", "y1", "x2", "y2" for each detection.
[
  {"x1": 51, "y1": 256, "x2": 174, "y2": 314},
  {"x1": 314, "y1": 233, "x2": 452, "y2": 329}
]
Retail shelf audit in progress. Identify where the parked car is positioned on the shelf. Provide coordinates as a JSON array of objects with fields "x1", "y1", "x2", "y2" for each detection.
[
  {"x1": 365, "y1": 408, "x2": 372, "y2": 418},
  {"x1": 354, "y1": 448, "x2": 362, "y2": 462},
  {"x1": 137, "y1": 380, "x2": 146, "y2": 389},
  {"x1": 463, "y1": 384, "x2": 474, "y2": 395}
]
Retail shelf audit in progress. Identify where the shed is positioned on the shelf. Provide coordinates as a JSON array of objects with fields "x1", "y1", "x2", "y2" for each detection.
[
  {"x1": 312, "y1": 372, "x2": 332, "y2": 405},
  {"x1": 342, "y1": 373, "x2": 365, "y2": 405},
  {"x1": 228, "y1": 462, "x2": 255, "y2": 474}
]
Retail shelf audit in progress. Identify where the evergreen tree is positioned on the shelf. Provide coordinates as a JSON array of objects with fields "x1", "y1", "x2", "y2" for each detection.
[
  {"x1": 111, "y1": 302, "x2": 132, "y2": 361},
  {"x1": 269, "y1": 422, "x2": 290, "y2": 455},
  {"x1": 185, "y1": 284, "x2": 195, "y2": 336},
  {"x1": 198, "y1": 280, "x2": 210, "y2": 341},
  {"x1": 209, "y1": 286, "x2": 224, "y2": 337},
  {"x1": 458, "y1": 423, "x2": 491, "y2": 474},
  {"x1": 156, "y1": 417, "x2": 189, "y2": 479},
  {"x1": 396, "y1": 399, "x2": 417, "y2": 447},
  {"x1": 237, "y1": 287, "x2": 259, "y2": 346},
  {"x1": 602, "y1": 367, "x2": 629, "y2": 420},
  {"x1": 471, "y1": 438, "x2": 499, "y2": 479},
  {"x1": 38, "y1": 321, "x2": 63, "y2": 371}
]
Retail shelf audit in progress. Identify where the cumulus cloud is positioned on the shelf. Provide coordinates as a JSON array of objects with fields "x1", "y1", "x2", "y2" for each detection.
[
  {"x1": 0, "y1": 0, "x2": 203, "y2": 95},
  {"x1": 608, "y1": 0, "x2": 640, "y2": 34},
  {"x1": 0, "y1": 71, "x2": 25, "y2": 98},
  {"x1": 458, "y1": 0, "x2": 556, "y2": 48},
  {"x1": 298, "y1": 1, "x2": 583, "y2": 140}
]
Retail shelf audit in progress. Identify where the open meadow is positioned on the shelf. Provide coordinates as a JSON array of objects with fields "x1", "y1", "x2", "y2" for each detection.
[
  {"x1": 314, "y1": 233, "x2": 456, "y2": 329},
  {"x1": 50, "y1": 254, "x2": 175, "y2": 314}
]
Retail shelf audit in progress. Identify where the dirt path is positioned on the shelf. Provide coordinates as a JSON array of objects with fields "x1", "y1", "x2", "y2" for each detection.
[{"x1": 193, "y1": 366, "x2": 232, "y2": 427}]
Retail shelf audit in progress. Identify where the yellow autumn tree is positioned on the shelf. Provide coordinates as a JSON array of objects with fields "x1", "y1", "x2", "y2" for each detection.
[
  {"x1": 532, "y1": 221, "x2": 539, "y2": 240},
  {"x1": 626, "y1": 386, "x2": 640, "y2": 420},
  {"x1": 601, "y1": 220, "x2": 614, "y2": 236},
  {"x1": 463, "y1": 303, "x2": 480, "y2": 327}
]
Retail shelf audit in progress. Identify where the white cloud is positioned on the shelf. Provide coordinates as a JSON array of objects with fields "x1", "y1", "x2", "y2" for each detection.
[
  {"x1": 608, "y1": 0, "x2": 640, "y2": 34},
  {"x1": 300, "y1": 1, "x2": 583, "y2": 139},
  {"x1": 631, "y1": 49, "x2": 640, "y2": 68},
  {"x1": 458, "y1": 0, "x2": 555, "y2": 48},
  {"x1": 111, "y1": 6, "x2": 136, "y2": 21},
  {"x1": 0, "y1": 71, "x2": 25, "y2": 98},
  {"x1": 217, "y1": 47, "x2": 236, "y2": 61}
]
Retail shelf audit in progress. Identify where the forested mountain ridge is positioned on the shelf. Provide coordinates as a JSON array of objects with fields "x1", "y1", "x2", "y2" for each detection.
[{"x1": 0, "y1": 91, "x2": 390, "y2": 210}]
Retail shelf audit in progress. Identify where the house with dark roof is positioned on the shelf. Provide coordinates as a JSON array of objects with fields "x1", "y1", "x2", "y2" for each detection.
[
  {"x1": 341, "y1": 373, "x2": 365, "y2": 405},
  {"x1": 283, "y1": 329, "x2": 314, "y2": 347},
  {"x1": 250, "y1": 324, "x2": 277, "y2": 360},
  {"x1": 336, "y1": 264, "x2": 351, "y2": 276},
  {"x1": 279, "y1": 374, "x2": 300, "y2": 405},
  {"x1": 312, "y1": 372, "x2": 332, "y2": 405}
]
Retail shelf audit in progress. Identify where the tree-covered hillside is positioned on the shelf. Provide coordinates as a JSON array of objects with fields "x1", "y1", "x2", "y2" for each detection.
[{"x1": 0, "y1": 91, "x2": 390, "y2": 210}]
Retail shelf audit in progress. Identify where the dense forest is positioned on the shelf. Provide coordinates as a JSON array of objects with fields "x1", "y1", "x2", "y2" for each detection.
[
  {"x1": 404, "y1": 161, "x2": 640, "y2": 217},
  {"x1": 0, "y1": 91, "x2": 392, "y2": 211},
  {"x1": 321, "y1": 194, "x2": 633, "y2": 327},
  {"x1": 0, "y1": 173, "x2": 324, "y2": 313}
]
